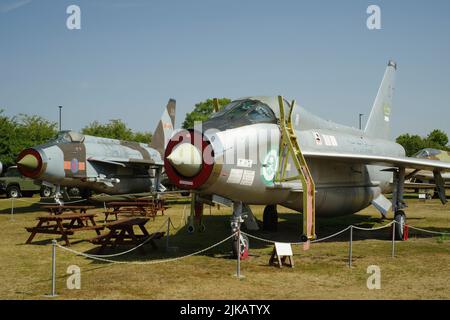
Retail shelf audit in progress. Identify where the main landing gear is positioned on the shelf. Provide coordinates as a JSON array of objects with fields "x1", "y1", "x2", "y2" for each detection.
[
  {"x1": 263, "y1": 204, "x2": 278, "y2": 232},
  {"x1": 392, "y1": 168, "x2": 407, "y2": 240},
  {"x1": 231, "y1": 201, "x2": 250, "y2": 259}
]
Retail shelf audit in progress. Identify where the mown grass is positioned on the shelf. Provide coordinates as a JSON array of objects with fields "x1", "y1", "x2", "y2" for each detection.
[{"x1": 0, "y1": 195, "x2": 449, "y2": 300}]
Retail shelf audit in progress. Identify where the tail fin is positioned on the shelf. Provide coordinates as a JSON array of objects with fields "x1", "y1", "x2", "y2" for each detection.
[
  {"x1": 150, "y1": 99, "x2": 176, "y2": 156},
  {"x1": 364, "y1": 60, "x2": 397, "y2": 140}
]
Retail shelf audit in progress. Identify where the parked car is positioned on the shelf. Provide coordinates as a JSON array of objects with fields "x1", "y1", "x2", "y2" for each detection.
[{"x1": 0, "y1": 166, "x2": 53, "y2": 198}]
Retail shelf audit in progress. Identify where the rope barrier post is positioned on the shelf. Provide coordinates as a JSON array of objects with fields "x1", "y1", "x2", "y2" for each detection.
[
  {"x1": 166, "y1": 218, "x2": 170, "y2": 251},
  {"x1": 391, "y1": 221, "x2": 396, "y2": 258},
  {"x1": 236, "y1": 228, "x2": 241, "y2": 279},
  {"x1": 45, "y1": 239, "x2": 58, "y2": 297},
  {"x1": 348, "y1": 226, "x2": 353, "y2": 268},
  {"x1": 10, "y1": 198, "x2": 15, "y2": 221}
]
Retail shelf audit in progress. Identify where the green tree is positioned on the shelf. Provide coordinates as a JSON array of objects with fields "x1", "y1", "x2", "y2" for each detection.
[
  {"x1": 396, "y1": 130, "x2": 450, "y2": 156},
  {"x1": 425, "y1": 129, "x2": 449, "y2": 150},
  {"x1": 0, "y1": 111, "x2": 18, "y2": 167},
  {"x1": 396, "y1": 134, "x2": 425, "y2": 156},
  {"x1": 82, "y1": 119, "x2": 152, "y2": 143},
  {"x1": 132, "y1": 131, "x2": 152, "y2": 144},
  {"x1": 0, "y1": 111, "x2": 57, "y2": 167},
  {"x1": 182, "y1": 98, "x2": 231, "y2": 129}
]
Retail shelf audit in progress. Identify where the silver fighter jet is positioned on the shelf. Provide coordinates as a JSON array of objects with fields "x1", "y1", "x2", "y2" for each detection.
[
  {"x1": 16, "y1": 99, "x2": 176, "y2": 198},
  {"x1": 164, "y1": 61, "x2": 450, "y2": 256}
]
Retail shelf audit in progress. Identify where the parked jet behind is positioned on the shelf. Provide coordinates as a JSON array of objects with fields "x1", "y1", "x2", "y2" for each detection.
[
  {"x1": 402, "y1": 148, "x2": 450, "y2": 195},
  {"x1": 410, "y1": 148, "x2": 450, "y2": 183},
  {"x1": 164, "y1": 61, "x2": 450, "y2": 255},
  {"x1": 16, "y1": 99, "x2": 176, "y2": 197}
]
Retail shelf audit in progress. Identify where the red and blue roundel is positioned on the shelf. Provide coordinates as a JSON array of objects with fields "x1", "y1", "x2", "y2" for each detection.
[{"x1": 70, "y1": 158, "x2": 79, "y2": 174}]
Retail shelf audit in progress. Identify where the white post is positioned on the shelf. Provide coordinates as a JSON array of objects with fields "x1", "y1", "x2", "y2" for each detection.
[
  {"x1": 10, "y1": 198, "x2": 14, "y2": 221},
  {"x1": 46, "y1": 239, "x2": 58, "y2": 297},
  {"x1": 392, "y1": 221, "x2": 396, "y2": 258},
  {"x1": 236, "y1": 228, "x2": 241, "y2": 278},
  {"x1": 166, "y1": 217, "x2": 170, "y2": 251},
  {"x1": 348, "y1": 226, "x2": 353, "y2": 268}
]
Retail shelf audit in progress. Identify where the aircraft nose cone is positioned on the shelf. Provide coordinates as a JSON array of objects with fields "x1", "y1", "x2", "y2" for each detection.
[
  {"x1": 17, "y1": 154, "x2": 39, "y2": 170},
  {"x1": 167, "y1": 143, "x2": 202, "y2": 177}
]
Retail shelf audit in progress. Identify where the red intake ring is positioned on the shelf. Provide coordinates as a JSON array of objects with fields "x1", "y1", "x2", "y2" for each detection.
[{"x1": 164, "y1": 130, "x2": 214, "y2": 189}]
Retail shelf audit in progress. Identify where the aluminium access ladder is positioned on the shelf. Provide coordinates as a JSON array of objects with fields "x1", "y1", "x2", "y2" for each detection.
[{"x1": 275, "y1": 96, "x2": 316, "y2": 241}]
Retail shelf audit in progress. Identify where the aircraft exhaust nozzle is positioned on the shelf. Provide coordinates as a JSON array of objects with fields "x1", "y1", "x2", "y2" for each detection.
[
  {"x1": 17, "y1": 154, "x2": 39, "y2": 170},
  {"x1": 167, "y1": 143, "x2": 202, "y2": 177}
]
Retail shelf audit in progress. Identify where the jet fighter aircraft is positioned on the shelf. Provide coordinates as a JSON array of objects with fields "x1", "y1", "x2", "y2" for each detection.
[
  {"x1": 16, "y1": 99, "x2": 176, "y2": 198},
  {"x1": 164, "y1": 61, "x2": 450, "y2": 256},
  {"x1": 403, "y1": 148, "x2": 450, "y2": 195}
]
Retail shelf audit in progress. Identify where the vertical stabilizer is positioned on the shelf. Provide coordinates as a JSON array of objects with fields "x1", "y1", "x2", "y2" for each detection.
[
  {"x1": 151, "y1": 99, "x2": 176, "y2": 156},
  {"x1": 364, "y1": 61, "x2": 396, "y2": 140}
]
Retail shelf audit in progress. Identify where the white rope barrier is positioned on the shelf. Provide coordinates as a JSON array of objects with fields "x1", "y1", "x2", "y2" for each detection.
[
  {"x1": 55, "y1": 232, "x2": 237, "y2": 265},
  {"x1": 352, "y1": 220, "x2": 395, "y2": 231},
  {"x1": 242, "y1": 225, "x2": 353, "y2": 245},
  {"x1": 406, "y1": 225, "x2": 450, "y2": 236}
]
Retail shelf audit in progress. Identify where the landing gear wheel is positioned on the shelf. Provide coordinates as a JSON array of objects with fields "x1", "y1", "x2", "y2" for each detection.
[
  {"x1": 263, "y1": 205, "x2": 278, "y2": 232},
  {"x1": 6, "y1": 186, "x2": 21, "y2": 198},
  {"x1": 394, "y1": 210, "x2": 406, "y2": 240},
  {"x1": 199, "y1": 223, "x2": 206, "y2": 233},
  {"x1": 232, "y1": 234, "x2": 249, "y2": 260},
  {"x1": 40, "y1": 187, "x2": 53, "y2": 198},
  {"x1": 187, "y1": 224, "x2": 195, "y2": 233}
]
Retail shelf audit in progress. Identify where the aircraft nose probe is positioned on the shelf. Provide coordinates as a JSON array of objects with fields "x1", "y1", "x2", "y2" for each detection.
[
  {"x1": 17, "y1": 154, "x2": 39, "y2": 170},
  {"x1": 166, "y1": 143, "x2": 202, "y2": 177},
  {"x1": 16, "y1": 148, "x2": 44, "y2": 178}
]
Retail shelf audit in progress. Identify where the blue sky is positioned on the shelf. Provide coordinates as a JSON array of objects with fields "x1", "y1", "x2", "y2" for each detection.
[{"x1": 1, "y1": 0, "x2": 449, "y2": 139}]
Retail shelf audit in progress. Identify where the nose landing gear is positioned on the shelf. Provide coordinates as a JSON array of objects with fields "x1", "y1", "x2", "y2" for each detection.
[{"x1": 231, "y1": 201, "x2": 250, "y2": 259}]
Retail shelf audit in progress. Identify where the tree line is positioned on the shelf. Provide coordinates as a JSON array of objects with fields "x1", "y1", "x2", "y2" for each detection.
[
  {"x1": 0, "y1": 110, "x2": 152, "y2": 167},
  {"x1": 1, "y1": 100, "x2": 448, "y2": 168}
]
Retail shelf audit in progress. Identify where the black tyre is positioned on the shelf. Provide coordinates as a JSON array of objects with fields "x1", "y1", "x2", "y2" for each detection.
[
  {"x1": 67, "y1": 187, "x2": 80, "y2": 197},
  {"x1": 6, "y1": 185, "x2": 21, "y2": 198},
  {"x1": 232, "y1": 234, "x2": 249, "y2": 259},
  {"x1": 263, "y1": 205, "x2": 278, "y2": 231},
  {"x1": 40, "y1": 187, "x2": 53, "y2": 198},
  {"x1": 394, "y1": 210, "x2": 406, "y2": 240}
]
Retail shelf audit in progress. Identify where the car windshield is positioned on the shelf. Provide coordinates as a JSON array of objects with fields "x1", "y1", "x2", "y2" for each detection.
[{"x1": 5, "y1": 168, "x2": 20, "y2": 177}]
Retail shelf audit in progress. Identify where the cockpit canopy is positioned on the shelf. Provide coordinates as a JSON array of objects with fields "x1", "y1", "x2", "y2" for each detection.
[
  {"x1": 203, "y1": 99, "x2": 277, "y2": 131},
  {"x1": 53, "y1": 131, "x2": 85, "y2": 143},
  {"x1": 413, "y1": 148, "x2": 441, "y2": 159}
]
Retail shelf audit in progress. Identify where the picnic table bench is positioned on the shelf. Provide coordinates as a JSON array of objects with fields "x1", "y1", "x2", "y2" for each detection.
[
  {"x1": 25, "y1": 212, "x2": 104, "y2": 246},
  {"x1": 103, "y1": 200, "x2": 169, "y2": 222},
  {"x1": 90, "y1": 217, "x2": 165, "y2": 254},
  {"x1": 41, "y1": 205, "x2": 96, "y2": 215}
]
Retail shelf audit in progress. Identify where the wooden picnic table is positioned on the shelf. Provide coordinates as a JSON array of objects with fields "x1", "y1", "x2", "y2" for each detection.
[
  {"x1": 103, "y1": 199, "x2": 169, "y2": 222},
  {"x1": 41, "y1": 205, "x2": 96, "y2": 215},
  {"x1": 25, "y1": 212, "x2": 104, "y2": 246},
  {"x1": 90, "y1": 217, "x2": 164, "y2": 254}
]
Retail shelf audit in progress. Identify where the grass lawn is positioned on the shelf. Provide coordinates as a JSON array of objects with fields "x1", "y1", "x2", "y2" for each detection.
[{"x1": 0, "y1": 195, "x2": 449, "y2": 300}]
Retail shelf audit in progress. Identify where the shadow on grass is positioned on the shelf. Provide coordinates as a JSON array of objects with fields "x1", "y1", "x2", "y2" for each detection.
[{"x1": 19, "y1": 207, "x2": 450, "y2": 265}]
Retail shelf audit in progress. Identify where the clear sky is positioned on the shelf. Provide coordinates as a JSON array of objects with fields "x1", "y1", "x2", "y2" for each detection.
[{"x1": 1, "y1": 0, "x2": 449, "y2": 139}]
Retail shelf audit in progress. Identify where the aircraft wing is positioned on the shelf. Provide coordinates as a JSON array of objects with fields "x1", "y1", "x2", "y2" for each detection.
[
  {"x1": 302, "y1": 151, "x2": 450, "y2": 172},
  {"x1": 88, "y1": 157, "x2": 159, "y2": 167}
]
